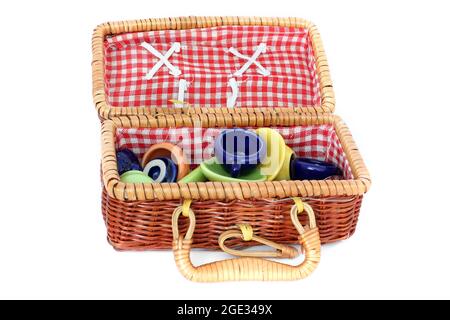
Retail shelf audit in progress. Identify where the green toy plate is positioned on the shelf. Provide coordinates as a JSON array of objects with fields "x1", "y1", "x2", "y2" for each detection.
[
  {"x1": 200, "y1": 157, "x2": 267, "y2": 182},
  {"x1": 178, "y1": 166, "x2": 207, "y2": 183},
  {"x1": 120, "y1": 170, "x2": 154, "y2": 183}
]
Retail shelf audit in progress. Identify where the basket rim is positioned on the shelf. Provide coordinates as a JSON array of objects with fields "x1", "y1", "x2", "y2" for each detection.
[
  {"x1": 101, "y1": 114, "x2": 370, "y2": 201},
  {"x1": 92, "y1": 16, "x2": 335, "y2": 120}
]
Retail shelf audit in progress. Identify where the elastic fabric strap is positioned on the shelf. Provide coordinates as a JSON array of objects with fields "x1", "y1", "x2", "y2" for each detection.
[
  {"x1": 227, "y1": 78, "x2": 239, "y2": 108},
  {"x1": 141, "y1": 42, "x2": 182, "y2": 79},
  {"x1": 176, "y1": 79, "x2": 188, "y2": 108},
  {"x1": 226, "y1": 43, "x2": 270, "y2": 107},
  {"x1": 229, "y1": 43, "x2": 270, "y2": 77}
]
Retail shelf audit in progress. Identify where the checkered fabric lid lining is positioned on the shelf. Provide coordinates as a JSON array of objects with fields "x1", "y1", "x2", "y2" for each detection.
[
  {"x1": 104, "y1": 25, "x2": 321, "y2": 108},
  {"x1": 116, "y1": 125, "x2": 353, "y2": 179}
]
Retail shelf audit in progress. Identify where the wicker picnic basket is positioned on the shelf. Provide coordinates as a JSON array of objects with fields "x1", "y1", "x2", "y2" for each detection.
[{"x1": 92, "y1": 16, "x2": 371, "y2": 281}]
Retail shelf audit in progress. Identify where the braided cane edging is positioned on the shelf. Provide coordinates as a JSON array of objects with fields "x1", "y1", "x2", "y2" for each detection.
[{"x1": 101, "y1": 114, "x2": 370, "y2": 201}]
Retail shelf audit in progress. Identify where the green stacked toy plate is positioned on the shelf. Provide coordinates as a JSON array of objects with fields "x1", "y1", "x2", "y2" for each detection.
[
  {"x1": 120, "y1": 170, "x2": 154, "y2": 183},
  {"x1": 178, "y1": 166, "x2": 207, "y2": 183},
  {"x1": 200, "y1": 158, "x2": 267, "y2": 182}
]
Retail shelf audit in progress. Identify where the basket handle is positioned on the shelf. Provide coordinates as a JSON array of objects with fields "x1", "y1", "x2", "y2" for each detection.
[
  {"x1": 218, "y1": 224, "x2": 300, "y2": 259},
  {"x1": 171, "y1": 201, "x2": 321, "y2": 282}
]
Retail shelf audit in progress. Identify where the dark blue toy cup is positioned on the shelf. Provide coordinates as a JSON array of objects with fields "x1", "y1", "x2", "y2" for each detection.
[
  {"x1": 214, "y1": 129, "x2": 266, "y2": 178},
  {"x1": 116, "y1": 149, "x2": 142, "y2": 175},
  {"x1": 290, "y1": 158, "x2": 342, "y2": 180},
  {"x1": 144, "y1": 157, "x2": 178, "y2": 183}
]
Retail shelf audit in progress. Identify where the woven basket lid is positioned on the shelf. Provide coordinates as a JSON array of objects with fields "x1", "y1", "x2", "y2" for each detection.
[{"x1": 92, "y1": 16, "x2": 335, "y2": 121}]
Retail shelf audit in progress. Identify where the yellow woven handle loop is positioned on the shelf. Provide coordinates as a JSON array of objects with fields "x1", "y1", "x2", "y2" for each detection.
[
  {"x1": 171, "y1": 199, "x2": 321, "y2": 282},
  {"x1": 293, "y1": 197, "x2": 304, "y2": 213},
  {"x1": 181, "y1": 199, "x2": 192, "y2": 217},
  {"x1": 218, "y1": 224, "x2": 299, "y2": 259},
  {"x1": 237, "y1": 224, "x2": 253, "y2": 241}
]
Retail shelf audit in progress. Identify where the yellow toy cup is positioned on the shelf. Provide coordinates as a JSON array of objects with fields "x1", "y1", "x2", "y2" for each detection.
[
  {"x1": 255, "y1": 128, "x2": 286, "y2": 181},
  {"x1": 275, "y1": 145, "x2": 295, "y2": 181}
]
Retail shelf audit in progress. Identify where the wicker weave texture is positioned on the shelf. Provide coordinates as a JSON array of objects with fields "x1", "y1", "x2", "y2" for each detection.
[{"x1": 102, "y1": 189, "x2": 362, "y2": 250}]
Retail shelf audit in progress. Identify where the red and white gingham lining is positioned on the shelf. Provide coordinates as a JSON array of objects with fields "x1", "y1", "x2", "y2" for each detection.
[
  {"x1": 104, "y1": 25, "x2": 321, "y2": 108},
  {"x1": 116, "y1": 125, "x2": 353, "y2": 179}
]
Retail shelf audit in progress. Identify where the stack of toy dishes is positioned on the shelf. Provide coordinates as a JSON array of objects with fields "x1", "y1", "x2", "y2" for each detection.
[
  {"x1": 179, "y1": 128, "x2": 341, "y2": 183},
  {"x1": 117, "y1": 143, "x2": 191, "y2": 183},
  {"x1": 179, "y1": 128, "x2": 285, "y2": 183},
  {"x1": 118, "y1": 128, "x2": 342, "y2": 183}
]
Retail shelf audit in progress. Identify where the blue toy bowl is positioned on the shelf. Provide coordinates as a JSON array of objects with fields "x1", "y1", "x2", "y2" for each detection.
[
  {"x1": 116, "y1": 149, "x2": 142, "y2": 175},
  {"x1": 290, "y1": 158, "x2": 341, "y2": 180}
]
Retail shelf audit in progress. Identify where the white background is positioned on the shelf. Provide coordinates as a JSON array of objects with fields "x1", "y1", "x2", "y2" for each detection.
[{"x1": 0, "y1": 0, "x2": 449, "y2": 300}]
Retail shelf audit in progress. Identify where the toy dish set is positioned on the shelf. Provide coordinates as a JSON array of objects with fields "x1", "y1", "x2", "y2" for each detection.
[{"x1": 92, "y1": 16, "x2": 371, "y2": 282}]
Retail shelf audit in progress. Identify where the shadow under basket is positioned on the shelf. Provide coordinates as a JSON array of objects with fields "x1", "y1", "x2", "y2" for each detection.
[{"x1": 101, "y1": 115, "x2": 370, "y2": 251}]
